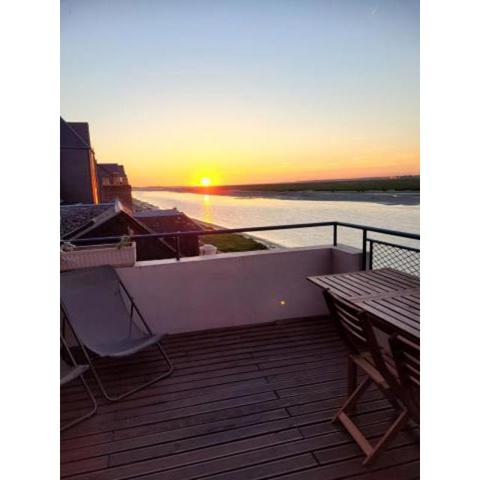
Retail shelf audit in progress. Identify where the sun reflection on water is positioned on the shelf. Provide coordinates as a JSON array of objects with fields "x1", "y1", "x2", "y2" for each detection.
[{"x1": 202, "y1": 194, "x2": 213, "y2": 225}]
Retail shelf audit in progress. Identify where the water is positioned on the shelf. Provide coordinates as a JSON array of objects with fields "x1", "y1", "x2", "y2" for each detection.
[{"x1": 134, "y1": 190, "x2": 419, "y2": 249}]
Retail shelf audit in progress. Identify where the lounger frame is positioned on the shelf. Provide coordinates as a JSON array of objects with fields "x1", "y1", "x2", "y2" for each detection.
[
  {"x1": 61, "y1": 269, "x2": 173, "y2": 401},
  {"x1": 61, "y1": 335, "x2": 97, "y2": 431}
]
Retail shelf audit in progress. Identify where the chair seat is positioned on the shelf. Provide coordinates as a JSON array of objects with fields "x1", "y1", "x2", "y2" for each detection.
[
  {"x1": 61, "y1": 361, "x2": 89, "y2": 386},
  {"x1": 351, "y1": 350, "x2": 399, "y2": 387},
  {"x1": 88, "y1": 334, "x2": 163, "y2": 358}
]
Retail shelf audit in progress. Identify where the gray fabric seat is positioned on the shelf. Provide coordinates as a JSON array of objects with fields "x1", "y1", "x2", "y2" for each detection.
[
  {"x1": 90, "y1": 335, "x2": 163, "y2": 358},
  {"x1": 61, "y1": 265, "x2": 173, "y2": 401}
]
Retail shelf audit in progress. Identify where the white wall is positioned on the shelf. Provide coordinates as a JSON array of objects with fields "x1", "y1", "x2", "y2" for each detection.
[{"x1": 117, "y1": 245, "x2": 362, "y2": 334}]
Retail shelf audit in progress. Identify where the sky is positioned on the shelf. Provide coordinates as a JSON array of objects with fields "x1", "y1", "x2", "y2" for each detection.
[{"x1": 61, "y1": 0, "x2": 419, "y2": 187}]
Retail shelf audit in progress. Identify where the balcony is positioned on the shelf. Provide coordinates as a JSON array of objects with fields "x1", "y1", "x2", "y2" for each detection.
[
  {"x1": 61, "y1": 224, "x2": 420, "y2": 479},
  {"x1": 61, "y1": 317, "x2": 419, "y2": 480}
]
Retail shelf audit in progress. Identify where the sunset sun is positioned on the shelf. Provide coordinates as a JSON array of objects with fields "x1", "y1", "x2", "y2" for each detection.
[{"x1": 200, "y1": 177, "x2": 212, "y2": 187}]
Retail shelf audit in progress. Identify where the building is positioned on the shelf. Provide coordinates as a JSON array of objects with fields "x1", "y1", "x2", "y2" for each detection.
[
  {"x1": 60, "y1": 201, "x2": 177, "y2": 261},
  {"x1": 97, "y1": 163, "x2": 133, "y2": 212},
  {"x1": 60, "y1": 118, "x2": 100, "y2": 204},
  {"x1": 61, "y1": 118, "x2": 133, "y2": 211},
  {"x1": 60, "y1": 117, "x2": 199, "y2": 257},
  {"x1": 134, "y1": 208, "x2": 201, "y2": 257}
]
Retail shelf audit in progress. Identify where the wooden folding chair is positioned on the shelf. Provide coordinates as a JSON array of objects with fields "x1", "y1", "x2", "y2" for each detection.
[
  {"x1": 324, "y1": 289, "x2": 410, "y2": 465},
  {"x1": 389, "y1": 334, "x2": 420, "y2": 425}
]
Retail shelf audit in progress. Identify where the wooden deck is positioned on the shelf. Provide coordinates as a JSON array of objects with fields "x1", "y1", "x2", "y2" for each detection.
[{"x1": 61, "y1": 317, "x2": 420, "y2": 480}]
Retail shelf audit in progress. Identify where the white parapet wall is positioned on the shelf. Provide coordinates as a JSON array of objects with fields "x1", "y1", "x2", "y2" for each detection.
[{"x1": 116, "y1": 245, "x2": 362, "y2": 335}]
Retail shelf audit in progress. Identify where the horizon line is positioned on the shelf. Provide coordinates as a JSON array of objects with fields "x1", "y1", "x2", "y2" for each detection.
[{"x1": 132, "y1": 173, "x2": 420, "y2": 190}]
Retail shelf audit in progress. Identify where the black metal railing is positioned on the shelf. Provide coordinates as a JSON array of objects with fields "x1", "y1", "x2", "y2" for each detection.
[
  {"x1": 64, "y1": 220, "x2": 420, "y2": 273},
  {"x1": 368, "y1": 239, "x2": 420, "y2": 277}
]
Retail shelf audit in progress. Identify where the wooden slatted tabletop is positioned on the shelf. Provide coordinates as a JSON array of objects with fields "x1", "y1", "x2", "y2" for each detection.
[{"x1": 307, "y1": 268, "x2": 420, "y2": 340}]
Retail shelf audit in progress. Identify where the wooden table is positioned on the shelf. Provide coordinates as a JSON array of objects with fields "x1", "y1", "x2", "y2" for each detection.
[{"x1": 307, "y1": 268, "x2": 420, "y2": 341}]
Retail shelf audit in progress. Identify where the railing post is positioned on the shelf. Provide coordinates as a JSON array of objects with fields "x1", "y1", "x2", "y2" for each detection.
[
  {"x1": 362, "y1": 229, "x2": 368, "y2": 270},
  {"x1": 175, "y1": 235, "x2": 181, "y2": 261},
  {"x1": 368, "y1": 240, "x2": 373, "y2": 270},
  {"x1": 333, "y1": 224, "x2": 338, "y2": 246}
]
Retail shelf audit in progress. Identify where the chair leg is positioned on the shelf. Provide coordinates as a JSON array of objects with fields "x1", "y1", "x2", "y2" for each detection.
[
  {"x1": 331, "y1": 376, "x2": 411, "y2": 465},
  {"x1": 84, "y1": 342, "x2": 174, "y2": 402},
  {"x1": 347, "y1": 356, "x2": 358, "y2": 396},
  {"x1": 346, "y1": 356, "x2": 359, "y2": 413},
  {"x1": 363, "y1": 409, "x2": 410, "y2": 466},
  {"x1": 332, "y1": 377, "x2": 372, "y2": 423},
  {"x1": 61, "y1": 374, "x2": 97, "y2": 432}
]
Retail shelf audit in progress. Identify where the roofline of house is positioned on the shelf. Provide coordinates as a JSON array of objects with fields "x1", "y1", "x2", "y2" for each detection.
[
  {"x1": 60, "y1": 117, "x2": 95, "y2": 154},
  {"x1": 62, "y1": 200, "x2": 176, "y2": 254},
  {"x1": 60, "y1": 202, "x2": 116, "y2": 209}
]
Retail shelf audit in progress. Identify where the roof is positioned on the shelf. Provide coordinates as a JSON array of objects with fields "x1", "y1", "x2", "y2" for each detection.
[
  {"x1": 60, "y1": 201, "x2": 178, "y2": 258},
  {"x1": 60, "y1": 202, "x2": 117, "y2": 238},
  {"x1": 134, "y1": 208, "x2": 181, "y2": 218},
  {"x1": 68, "y1": 122, "x2": 91, "y2": 146},
  {"x1": 97, "y1": 163, "x2": 127, "y2": 178},
  {"x1": 134, "y1": 208, "x2": 200, "y2": 233},
  {"x1": 60, "y1": 117, "x2": 91, "y2": 149}
]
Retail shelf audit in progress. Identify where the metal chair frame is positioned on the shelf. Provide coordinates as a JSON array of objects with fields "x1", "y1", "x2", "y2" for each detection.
[
  {"x1": 60, "y1": 335, "x2": 97, "y2": 431},
  {"x1": 61, "y1": 272, "x2": 173, "y2": 402}
]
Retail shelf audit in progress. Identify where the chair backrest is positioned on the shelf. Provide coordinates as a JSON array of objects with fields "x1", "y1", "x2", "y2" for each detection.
[
  {"x1": 324, "y1": 289, "x2": 376, "y2": 356},
  {"x1": 389, "y1": 334, "x2": 420, "y2": 422},
  {"x1": 324, "y1": 289, "x2": 402, "y2": 391},
  {"x1": 61, "y1": 266, "x2": 145, "y2": 348}
]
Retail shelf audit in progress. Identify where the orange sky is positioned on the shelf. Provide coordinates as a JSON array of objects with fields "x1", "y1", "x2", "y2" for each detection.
[
  {"x1": 91, "y1": 108, "x2": 419, "y2": 186},
  {"x1": 62, "y1": 1, "x2": 419, "y2": 187}
]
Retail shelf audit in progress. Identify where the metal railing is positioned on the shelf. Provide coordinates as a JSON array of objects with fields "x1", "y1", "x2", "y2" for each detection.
[
  {"x1": 368, "y1": 239, "x2": 420, "y2": 277},
  {"x1": 64, "y1": 220, "x2": 420, "y2": 272}
]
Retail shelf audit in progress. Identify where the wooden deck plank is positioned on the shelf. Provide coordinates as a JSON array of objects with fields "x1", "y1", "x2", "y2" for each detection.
[
  {"x1": 61, "y1": 390, "x2": 385, "y2": 465},
  {"x1": 199, "y1": 454, "x2": 318, "y2": 480},
  {"x1": 62, "y1": 355, "x2": 346, "y2": 425},
  {"x1": 61, "y1": 401, "x2": 286, "y2": 463},
  {"x1": 104, "y1": 399, "x2": 393, "y2": 471},
  {"x1": 61, "y1": 342, "x2": 347, "y2": 416},
  {"x1": 61, "y1": 317, "x2": 419, "y2": 480},
  {"x1": 342, "y1": 460, "x2": 419, "y2": 480},
  {"x1": 62, "y1": 335, "x2": 343, "y2": 401},
  {"x1": 62, "y1": 356, "x2": 350, "y2": 429}
]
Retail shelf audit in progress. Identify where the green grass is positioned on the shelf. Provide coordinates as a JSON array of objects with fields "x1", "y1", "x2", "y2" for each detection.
[
  {"x1": 230, "y1": 176, "x2": 420, "y2": 192},
  {"x1": 200, "y1": 233, "x2": 268, "y2": 253}
]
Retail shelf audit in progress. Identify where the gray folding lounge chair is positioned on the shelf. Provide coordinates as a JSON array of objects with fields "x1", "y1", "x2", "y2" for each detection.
[
  {"x1": 61, "y1": 335, "x2": 97, "y2": 431},
  {"x1": 61, "y1": 266, "x2": 173, "y2": 401}
]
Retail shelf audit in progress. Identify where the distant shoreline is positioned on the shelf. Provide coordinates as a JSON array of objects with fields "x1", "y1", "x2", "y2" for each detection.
[
  {"x1": 134, "y1": 189, "x2": 419, "y2": 206},
  {"x1": 133, "y1": 176, "x2": 420, "y2": 206}
]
